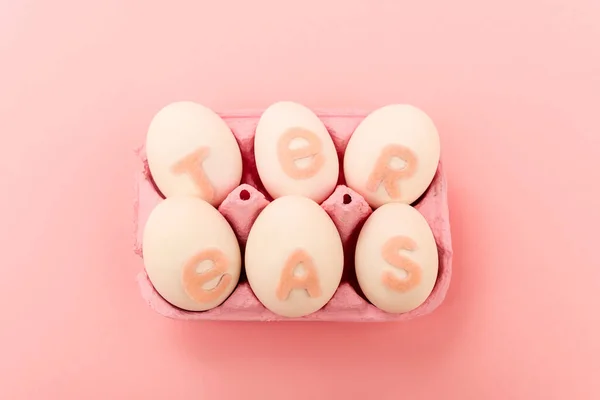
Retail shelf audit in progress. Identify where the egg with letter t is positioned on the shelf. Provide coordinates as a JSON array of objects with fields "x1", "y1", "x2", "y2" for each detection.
[{"x1": 145, "y1": 101, "x2": 243, "y2": 206}]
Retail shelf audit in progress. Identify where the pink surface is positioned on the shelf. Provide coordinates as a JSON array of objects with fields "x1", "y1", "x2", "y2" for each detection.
[
  {"x1": 134, "y1": 112, "x2": 452, "y2": 321},
  {"x1": 1, "y1": 1, "x2": 600, "y2": 399}
]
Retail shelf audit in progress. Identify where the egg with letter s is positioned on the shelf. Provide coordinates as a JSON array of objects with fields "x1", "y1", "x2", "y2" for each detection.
[
  {"x1": 254, "y1": 101, "x2": 339, "y2": 203},
  {"x1": 142, "y1": 196, "x2": 242, "y2": 311},
  {"x1": 344, "y1": 104, "x2": 440, "y2": 208},
  {"x1": 146, "y1": 101, "x2": 243, "y2": 206},
  {"x1": 245, "y1": 195, "x2": 344, "y2": 317},
  {"x1": 355, "y1": 202, "x2": 438, "y2": 313}
]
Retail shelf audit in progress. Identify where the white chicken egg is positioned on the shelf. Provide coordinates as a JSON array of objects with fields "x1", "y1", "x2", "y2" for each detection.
[
  {"x1": 146, "y1": 101, "x2": 243, "y2": 206},
  {"x1": 254, "y1": 101, "x2": 339, "y2": 203},
  {"x1": 142, "y1": 196, "x2": 241, "y2": 311},
  {"x1": 245, "y1": 195, "x2": 344, "y2": 317},
  {"x1": 355, "y1": 202, "x2": 438, "y2": 313},
  {"x1": 344, "y1": 104, "x2": 440, "y2": 208}
]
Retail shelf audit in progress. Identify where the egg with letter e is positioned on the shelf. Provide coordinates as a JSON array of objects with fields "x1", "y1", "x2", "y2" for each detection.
[
  {"x1": 355, "y1": 203, "x2": 438, "y2": 314},
  {"x1": 142, "y1": 196, "x2": 242, "y2": 311},
  {"x1": 254, "y1": 101, "x2": 339, "y2": 203},
  {"x1": 146, "y1": 101, "x2": 243, "y2": 206},
  {"x1": 245, "y1": 195, "x2": 344, "y2": 317},
  {"x1": 344, "y1": 104, "x2": 440, "y2": 208}
]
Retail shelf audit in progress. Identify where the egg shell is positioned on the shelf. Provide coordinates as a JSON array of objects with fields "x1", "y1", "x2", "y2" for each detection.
[
  {"x1": 355, "y1": 203, "x2": 439, "y2": 313},
  {"x1": 344, "y1": 104, "x2": 440, "y2": 208},
  {"x1": 254, "y1": 101, "x2": 339, "y2": 203},
  {"x1": 142, "y1": 196, "x2": 241, "y2": 311},
  {"x1": 244, "y1": 195, "x2": 344, "y2": 318},
  {"x1": 134, "y1": 109, "x2": 453, "y2": 322},
  {"x1": 145, "y1": 101, "x2": 243, "y2": 206}
]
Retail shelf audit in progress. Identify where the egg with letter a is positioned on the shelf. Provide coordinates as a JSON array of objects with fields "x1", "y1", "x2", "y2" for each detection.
[
  {"x1": 245, "y1": 195, "x2": 344, "y2": 318},
  {"x1": 145, "y1": 101, "x2": 243, "y2": 206},
  {"x1": 142, "y1": 196, "x2": 242, "y2": 311},
  {"x1": 355, "y1": 203, "x2": 438, "y2": 314},
  {"x1": 254, "y1": 101, "x2": 339, "y2": 203},
  {"x1": 344, "y1": 104, "x2": 440, "y2": 208}
]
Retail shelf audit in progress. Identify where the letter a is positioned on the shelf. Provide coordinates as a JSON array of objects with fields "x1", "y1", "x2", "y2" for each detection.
[
  {"x1": 381, "y1": 236, "x2": 421, "y2": 292},
  {"x1": 276, "y1": 249, "x2": 322, "y2": 300}
]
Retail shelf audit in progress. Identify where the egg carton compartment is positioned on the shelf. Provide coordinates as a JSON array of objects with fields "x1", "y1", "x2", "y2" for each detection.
[{"x1": 133, "y1": 111, "x2": 453, "y2": 321}]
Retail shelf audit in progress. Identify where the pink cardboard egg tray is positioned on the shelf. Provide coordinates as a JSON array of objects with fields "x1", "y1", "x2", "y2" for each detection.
[{"x1": 133, "y1": 110, "x2": 453, "y2": 322}]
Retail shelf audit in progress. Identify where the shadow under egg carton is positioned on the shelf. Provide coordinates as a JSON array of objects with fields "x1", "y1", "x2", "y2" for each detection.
[{"x1": 133, "y1": 111, "x2": 453, "y2": 322}]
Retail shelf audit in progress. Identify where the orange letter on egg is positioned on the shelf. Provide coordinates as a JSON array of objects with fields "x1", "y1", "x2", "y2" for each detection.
[
  {"x1": 276, "y1": 249, "x2": 322, "y2": 300},
  {"x1": 277, "y1": 127, "x2": 325, "y2": 179},
  {"x1": 171, "y1": 147, "x2": 215, "y2": 201},
  {"x1": 381, "y1": 236, "x2": 421, "y2": 292},
  {"x1": 182, "y1": 248, "x2": 232, "y2": 304},
  {"x1": 366, "y1": 144, "x2": 418, "y2": 199}
]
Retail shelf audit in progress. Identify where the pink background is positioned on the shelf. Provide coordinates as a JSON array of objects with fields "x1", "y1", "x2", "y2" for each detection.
[{"x1": 1, "y1": 1, "x2": 599, "y2": 398}]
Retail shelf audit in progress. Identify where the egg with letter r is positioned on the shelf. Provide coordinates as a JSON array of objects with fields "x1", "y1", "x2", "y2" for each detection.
[{"x1": 344, "y1": 104, "x2": 440, "y2": 208}]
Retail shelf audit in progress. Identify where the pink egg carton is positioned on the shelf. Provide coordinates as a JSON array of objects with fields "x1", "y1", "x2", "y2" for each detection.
[{"x1": 133, "y1": 110, "x2": 453, "y2": 322}]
